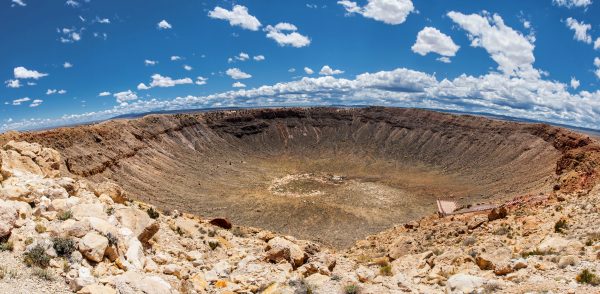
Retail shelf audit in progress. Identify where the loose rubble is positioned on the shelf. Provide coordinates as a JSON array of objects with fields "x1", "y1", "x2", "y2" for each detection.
[{"x1": 1, "y1": 140, "x2": 599, "y2": 293}]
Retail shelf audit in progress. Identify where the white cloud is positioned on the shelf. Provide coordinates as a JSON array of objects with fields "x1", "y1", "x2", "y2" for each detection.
[
  {"x1": 65, "y1": 0, "x2": 79, "y2": 7},
  {"x1": 265, "y1": 23, "x2": 311, "y2": 48},
  {"x1": 319, "y1": 65, "x2": 344, "y2": 75},
  {"x1": 12, "y1": 97, "x2": 31, "y2": 106},
  {"x1": 7, "y1": 66, "x2": 600, "y2": 133},
  {"x1": 232, "y1": 82, "x2": 246, "y2": 88},
  {"x1": 113, "y1": 90, "x2": 138, "y2": 104},
  {"x1": 288, "y1": 68, "x2": 296, "y2": 73},
  {"x1": 595, "y1": 57, "x2": 600, "y2": 79},
  {"x1": 29, "y1": 99, "x2": 43, "y2": 107},
  {"x1": 595, "y1": 38, "x2": 600, "y2": 50},
  {"x1": 170, "y1": 56, "x2": 182, "y2": 61},
  {"x1": 98, "y1": 91, "x2": 111, "y2": 97},
  {"x1": 59, "y1": 27, "x2": 82, "y2": 43},
  {"x1": 565, "y1": 17, "x2": 592, "y2": 44},
  {"x1": 144, "y1": 59, "x2": 158, "y2": 66},
  {"x1": 63, "y1": 62, "x2": 73, "y2": 68},
  {"x1": 183, "y1": 65, "x2": 193, "y2": 71},
  {"x1": 5, "y1": 79, "x2": 21, "y2": 88},
  {"x1": 157, "y1": 20, "x2": 172, "y2": 30},
  {"x1": 14, "y1": 67, "x2": 48, "y2": 79},
  {"x1": 195, "y1": 77, "x2": 208, "y2": 85},
  {"x1": 226, "y1": 68, "x2": 252, "y2": 79},
  {"x1": 11, "y1": 0, "x2": 26, "y2": 7},
  {"x1": 304, "y1": 67, "x2": 314, "y2": 75},
  {"x1": 436, "y1": 57, "x2": 451, "y2": 63},
  {"x1": 553, "y1": 0, "x2": 592, "y2": 8},
  {"x1": 447, "y1": 11, "x2": 538, "y2": 79},
  {"x1": 96, "y1": 17, "x2": 110, "y2": 24},
  {"x1": 253, "y1": 55, "x2": 265, "y2": 61},
  {"x1": 411, "y1": 27, "x2": 460, "y2": 60},
  {"x1": 138, "y1": 74, "x2": 193, "y2": 90},
  {"x1": 46, "y1": 89, "x2": 67, "y2": 95},
  {"x1": 208, "y1": 5, "x2": 262, "y2": 31},
  {"x1": 230, "y1": 52, "x2": 250, "y2": 63},
  {"x1": 338, "y1": 0, "x2": 414, "y2": 25},
  {"x1": 570, "y1": 77, "x2": 580, "y2": 89}
]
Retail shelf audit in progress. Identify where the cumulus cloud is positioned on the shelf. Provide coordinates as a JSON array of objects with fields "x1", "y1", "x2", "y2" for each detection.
[
  {"x1": 183, "y1": 65, "x2": 193, "y2": 71},
  {"x1": 595, "y1": 38, "x2": 600, "y2": 50},
  {"x1": 553, "y1": 0, "x2": 592, "y2": 8},
  {"x1": 595, "y1": 57, "x2": 600, "y2": 79},
  {"x1": 195, "y1": 77, "x2": 208, "y2": 85},
  {"x1": 447, "y1": 11, "x2": 538, "y2": 79},
  {"x1": 170, "y1": 56, "x2": 182, "y2": 61},
  {"x1": 98, "y1": 91, "x2": 111, "y2": 97},
  {"x1": 411, "y1": 27, "x2": 460, "y2": 61},
  {"x1": 232, "y1": 82, "x2": 246, "y2": 88},
  {"x1": 229, "y1": 52, "x2": 250, "y2": 63},
  {"x1": 14, "y1": 67, "x2": 48, "y2": 79},
  {"x1": 46, "y1": 89, "x2": 67, "y2": 95},
  {"x1": 5, "y1": 79, "x2": 21, "y2": 88},
  {"x1": 253, "y1": 55, "x2": 265, "y2": 61},
  {"x1": 319, "y1": 65, "x2": 344, "y2": 75},
  {"x1": 59, "y1": 27, "x2": 82, "y2": 43},
  {"x1": 265, "y1": 23, "x2": 310, "y2": 48},
  {"x1": 11, "y1": 0, "x2": 26, "y2": 7},
  {"x1": 6, "y1": 66, "x2": 600, "y2": 132},
  {"x1": 570, "y1": 77, "x2": 580, "y2": 89},
  {"x1": 226, "y1": 68, "x2": 252, "y2": 79},
  {"x1": 29, "y1": 99, "x2": 43, "y2": 107},
  {"x1": 113, "y1": 90, "x2": 138, "y2": 104},
  {"x1": 157, "y1": 20, "x2": 172, "y2": 30},
  {"x1": 144, "y1": 59, "x2": 158, "y2": 66},
  {"x1": 338, "y1": 0, "x2": 414, "y2": 25},
  {"x1": 304, "y1": 67, "x2": 314, "y2": 75},
  {"x1": 63, "y1": 62, "x2": 73, "y2": 68},
  {"x1": 565, "y1": 17, "x2": 592, "y2": 44},
  {"x1": 138, "y1": 74, "x2": 193, "y2": 90},
  {"x1": 65, "y1": 0, "x2": 79, "y2": 7},
  {"x1": 12, "y1": 97, "x2": 31, "y2": 106},
  {"x1": 208, "y1": 5, "x2": 261, "y2": 31},
  {"x1": 95, "y1": 17, "x2": 110, "y2": 24}
]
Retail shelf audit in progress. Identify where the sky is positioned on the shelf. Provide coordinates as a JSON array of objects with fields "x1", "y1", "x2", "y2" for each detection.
[{"x1": 1, "y1": 0, "x2": 600, "y2": 132}]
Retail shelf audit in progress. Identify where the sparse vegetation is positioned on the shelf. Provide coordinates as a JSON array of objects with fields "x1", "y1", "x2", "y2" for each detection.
[
  {"x1": 57, "y1": 210, "x2": 73, "y2": 221},
  {"x1": 106, "y1": 206, "x2": 114, "y2": 215},
  {"x1": 0, "y1": 266, "x2": 17, "y2": 279},
  {"x1": 208, "y1": 240, "x2": 220, "y2": 250},
  {"x1": 345, "y1": 284, "x2": 359, "y2": 294},
  {"x1": 105, "y1": 232, "x2": 118, "y2": 246},
  {"x1": 554, "y1": 219, "x2": 568, "y2": 233},
  {"x1": 35, "y1": 223, "x2": 46, "y2": 233},
  {"x1": 23, "y1": 245, "x2": 51, "y2": 268},
  {"x1": 521, "y1": 248, "x2": 552, "y2": 258},
  {"x1": 52, "y1": 237, "x2": 76, "y2": 257},
  {"x1": 0, "y1": 237, "x2": 13, "y2": 252},
  {"x1": 379, "y1": 264, "x2": 392, "y2": 276},
  {"x1": 32, "y1": 268, "x2": 54, "y2": 281},
  {"x1": 147, "y1": 207, "x2": 159, "y2": 219},
  {"x1": 576, "y1": 269, "x2": 600, "y2": 286}
]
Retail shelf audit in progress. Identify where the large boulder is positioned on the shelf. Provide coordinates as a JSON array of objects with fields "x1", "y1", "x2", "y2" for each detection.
[
  {"x1": 0, "y1": 200, "x2": 18, "y2": 238},
  {"x1": 79, "y1": 231, "x2": 109, "y2": 262},
  {"x1": 446, "y1": 274, "x2": 486, "y2": 294},
  {"x1": 94, "y1": 182, "x2": 128, "y2": 204},
  {"x1": 266, "y1": 237, "x2": 306, "y2": 268},
  {"x1": 2, "y1": 141, "x2": 61, "y2": 178},
  {"x1": 113, "y1": 271, "x2": 176, "y2": 294},
  {"x1": 114, "y1": 207, "x2": 152, "y2": 237}
]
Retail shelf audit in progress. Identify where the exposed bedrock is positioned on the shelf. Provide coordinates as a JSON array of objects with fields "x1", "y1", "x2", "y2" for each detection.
[{"x1": 3, "y1": 107, "x2": 599, "y2": 248}]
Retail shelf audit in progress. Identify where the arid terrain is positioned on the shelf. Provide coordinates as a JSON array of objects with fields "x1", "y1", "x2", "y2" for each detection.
[
  {"x1": 0, "y1": 107, "x2": 600, "y2": 293},
  {"x1": 1, "y1": 107, "x2": 589, "y2": 248}
]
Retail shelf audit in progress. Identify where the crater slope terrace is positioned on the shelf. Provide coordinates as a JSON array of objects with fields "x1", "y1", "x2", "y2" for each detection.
[{"x1": 2, "y1": 107, "x2": 599, "y2": 249}]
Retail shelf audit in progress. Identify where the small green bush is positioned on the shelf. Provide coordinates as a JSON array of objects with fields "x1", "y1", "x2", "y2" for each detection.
[
  {"x1": 0, "y1": 240, "x2": 13, "y2": 252},
  {"x1": 345, "y1": 284, "x2": 359, "y2": 294},
  {"x1": 147, "y1": 207, "x2": 159, "y2": 219},
  {"x1": 105, "y1": 232, "x2": 118, "y2": 246},
  {"x1": 57, "y1": 210, "x2": 73, "y2": 221},
  {"x1": 380, "y1": 264, "x2": 393, "y2": 276},
  {"x1": 577, "y1": 269, "x2": 600, "y2": 285},
  {"x1": 208, "y1": 240, "x2": 220, "y2": 250},
  {"x1": 554, "y1": 219, "x2": 568, "y2": 233},
  {"x1": 32, "y1": 268, "x2": 53, "y2": 281},
  {"x1": 35, "y1": 224, "x2": 46, "y2": 234},
  {"x1": 52, "y1": 237, "x2": 75, "y2": 257},
  {"x1": 23, "y1": 245, "x2": 51, "y2": 268}
]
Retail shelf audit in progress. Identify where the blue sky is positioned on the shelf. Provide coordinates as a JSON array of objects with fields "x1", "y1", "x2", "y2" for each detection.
[{"x1": 1, "y1": 0, "x2": 600, "y2": 131}]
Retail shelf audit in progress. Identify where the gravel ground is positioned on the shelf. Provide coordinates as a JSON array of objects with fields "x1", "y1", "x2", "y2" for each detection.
[{"x1": 0, "y1": 252, "x2": 71, "y2": 294}]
